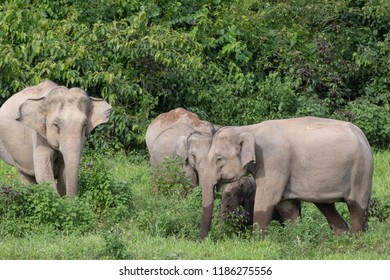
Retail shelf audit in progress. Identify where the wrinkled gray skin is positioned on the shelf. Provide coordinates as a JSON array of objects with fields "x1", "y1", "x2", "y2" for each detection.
[
  {"x1": 199, "y1": 117, "x2": 373, "y2": 239},
  {"x1": 146, "y1": 108, "x2": 218, "y2": 187},
  {"x1": 221, "y1": 177, "x2": 302, "y2": 226},
  {"x1": 0, "y1": 80, "x2": 111, "y2": 197}
]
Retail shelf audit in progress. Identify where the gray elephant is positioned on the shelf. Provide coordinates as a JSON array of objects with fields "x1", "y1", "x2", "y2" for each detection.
[
  {"x1": 0, "y1": 80, "x2": 111, "y2": 197},
  {"x1": 146, "y1": 108, "x2": 217, "y2": 187},
  {"x1": 198, "y1": 117, "x2": 373, "y2": 239},
  {"x1": 150, "y1": 122, "x2": 213, "y2": 187},
  {"x1": 221, "y1": 177, "x2": 302, "y2": 227},
  {"x1": 145, "y1": 107, "x2": 216, "y2": 153}
]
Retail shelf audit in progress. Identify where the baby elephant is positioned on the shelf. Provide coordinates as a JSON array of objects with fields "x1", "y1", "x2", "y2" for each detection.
[{"x1": 221, "y1": 177, "x2": 301, "y2": 227}]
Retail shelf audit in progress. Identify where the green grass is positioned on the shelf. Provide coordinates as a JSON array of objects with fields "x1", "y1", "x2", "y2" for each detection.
[{"x1": 0, "y1": 150, "x2": 389, "y2": 260}]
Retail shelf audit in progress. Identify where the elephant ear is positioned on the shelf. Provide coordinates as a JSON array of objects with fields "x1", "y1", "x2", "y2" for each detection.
[
  {"x1": 87, "y1": 97, "x2": 112, "y2": 136},
  {"x1": 17, "y1": 97, "x2": 47, "y2": 138},
  {"x1": 238, "y1": 132, "x2": 256, "y2": 175}
]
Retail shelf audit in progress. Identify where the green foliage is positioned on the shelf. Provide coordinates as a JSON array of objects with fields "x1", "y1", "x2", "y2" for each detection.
[
  {"x1": 78, "y1": 153, "x2": 134, "y2": 224},
  {"x1": 344, "y1": 99, "x2": 390, "y2": 148},
  {"x1": 101, "y1": 226, "x2": 132, "y2": 260},
  {"x1": 0, "y1": 152, "x2": 135, "y2": 237},
  {"x1": 0, "y1": 0, "x2": 388, "y2": 150},
  {"x1": 0, "y1": 183, "x2": 96, "y2": 236},
  {"x1": 220, "y1": 205, "x2": 252, "y2": 238},
  {"x1": 0, "y1": 152, "x2": 389, "y2": 259},
  {"x1": 135, "y1": 186, "x2": 203, "y2": 239},
  {"x1": 151, "y1": 157, "x2": 193, "y2": 197}
]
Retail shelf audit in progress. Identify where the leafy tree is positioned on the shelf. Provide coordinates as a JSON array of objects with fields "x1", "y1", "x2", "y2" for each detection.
[{"x1": 0, "y1": 0, "x2": 388, "y2": 149}]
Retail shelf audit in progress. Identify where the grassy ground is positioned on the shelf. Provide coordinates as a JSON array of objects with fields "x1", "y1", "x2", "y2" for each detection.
[{"x1": 0, "y1": 151, "x2": 389, "y2": 260}]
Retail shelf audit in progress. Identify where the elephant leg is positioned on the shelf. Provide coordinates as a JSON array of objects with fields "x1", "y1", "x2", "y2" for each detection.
[
  {"x1": 346, "y1": 200, "x2": 368, "y2": 233},
  {"x1": 275, "y1": 199, "x2": 301, "y2": 223},
  {"x1": 18, "y1": 171, "x2": 37, "y2": 185},
  {"x1": 253, "y1": 177, "x2": 287, "y2": 238},
  {"x1": 32, "y1": 136, "x2": 57, "y2": 190},
  {"x1": 315, "y1": 203, "x2": 349, "y2": 234},
  {"x1": 253, "y1": 207, "x2": 275, "y2": 239},
  {"x1": 0, "y1": 139, "x2": 15, "y2": 166}
]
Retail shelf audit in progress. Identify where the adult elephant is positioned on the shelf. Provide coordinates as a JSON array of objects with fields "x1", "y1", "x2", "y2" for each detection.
[
  {"x1": 221, "y1": 177, "x2": 301, "y2": 227},
  {"x1": 198, "y1": 117, "x2": 373, "y2": 239},
  {"x1": 149, "y1": 122, "x2": 214, "y2": 187},
  {"x1": 0, "y1": 80, "x2": 111, "y2": 197},
  {"x1": 146, "y1": 108, "x2": 218, "y2": 187},
  {"x1": 145, "y1": 108, "x2": 216, "y2": 153}
]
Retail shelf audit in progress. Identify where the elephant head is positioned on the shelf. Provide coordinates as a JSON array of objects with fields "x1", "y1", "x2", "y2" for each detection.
[
  {"x1": 176, "y1": 131, "x2": 213, "y2": 186},
  {"x1": 16, "y1": 86, "x2": 111, "y2": 197},
  {"x1": 198, "y1": 127, "x2": 256, "y2": 239},
  {"x1": 221, "y1": 177, "x2": 256, "y2": 226}
]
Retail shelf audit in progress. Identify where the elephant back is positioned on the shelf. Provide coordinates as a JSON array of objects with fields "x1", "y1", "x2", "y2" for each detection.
[
  {"x1": 0, "y1": 80, "x2": 58, "y2": 119},
  {"x1": 145, "y1": 108, "x2": 214, "y2": 152}
]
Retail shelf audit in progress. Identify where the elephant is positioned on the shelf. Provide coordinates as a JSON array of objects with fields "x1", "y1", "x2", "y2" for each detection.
[
  {"x1": 149, "y1": 122, "x2": 214, "y2": 187},
  {"x1": 145, "y1": 107, "x2": 217, "y2": 153},
  {"x1": 146, "y1": 108, "x2": 218, "y2": 187},
  {"x1": 221, "y1": 176, "x2": 301, "y2": 227},
  {"x1": 198, "y1": 117, "x2": 373, "y2": 239},
  {"x1": 0, "y1": 80, "x2": 111, "y2": 197}
]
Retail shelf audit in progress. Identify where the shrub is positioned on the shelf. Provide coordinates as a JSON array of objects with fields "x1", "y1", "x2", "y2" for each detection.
[
  {"x1": 135, "y1": 186, "x2": 203, "y2": 239},
  {"x1": 220, "y1": 205, "x2": 252, "y2": 239},
  {"x1": 0, "y1": 183, "x2": 96, "y2": 236},
  {"x1": 78, "y1": 153, "x2": 134, "y2": 224},
  {"x1": 0, "y1": 152, "x2": 135, "y2": 237},
  {"x1": 100, "y1": 226, "x2": 132, "y2": 260},
  {"x1": 344, "y1": 100, "x2": 390, "y2": 149},
  {"x1": 151, "y1": 157, "x2": 193, "y2": 197},
  {"x1": 369, "y1": 196, "x2": 390, "y2": 222}
]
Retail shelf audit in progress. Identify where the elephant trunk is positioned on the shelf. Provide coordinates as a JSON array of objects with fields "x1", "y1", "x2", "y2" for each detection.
[
  {"x1": 199, "y1": 175, "x2": 217, "y2": 240},
  {"x1": 61, "y1": 137, "x2": 84, "y2": 197}
]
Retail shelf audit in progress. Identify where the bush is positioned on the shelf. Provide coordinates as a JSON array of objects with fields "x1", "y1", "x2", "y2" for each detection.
[
  {"x1": 344, "y1": 100, "x2": 390, "y2": 149},
  {"x1": 151, "y1": 157, "x2": 193, "y2": 197},
  {"x1": 0, "y1": 151, "x2": 135, "y2": 237},
  {"x1": 220, "y1": 205, "x2": 252, "y2": 239},
  {"x1": 135, "y1": 186, "x2": 203, "y2": 239},
  {"x1": 369, "y1": 196, "x2": 390, "y2": 222},
  {"x1": 78, "y1": 153, "x2": 134, "y2": 224},
  {"x1": 0, "y1": 183, "x2": 96, "y2": 236}
]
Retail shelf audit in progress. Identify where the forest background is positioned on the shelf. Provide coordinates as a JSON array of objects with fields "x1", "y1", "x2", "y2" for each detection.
[
  {"x1": 0, "y1": 0, "x2": 389, "y2": 260},
  {"x1": 0, "y1": 0, "x2": 389, "y2": 150}
]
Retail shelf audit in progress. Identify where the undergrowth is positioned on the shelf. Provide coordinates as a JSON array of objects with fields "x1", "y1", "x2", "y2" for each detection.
[{"x1": 0, "y1": 150, "x2": 389, "y2": 259}]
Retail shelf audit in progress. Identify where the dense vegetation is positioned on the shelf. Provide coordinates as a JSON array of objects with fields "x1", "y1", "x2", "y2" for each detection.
[
  {"x1": 0, "y1": 0, "x2": 389, "y2": 149},
  {"x1": 0, "y1": 0, "x2": 389, "y2": 260},
  {"x1": 0, "y1": 151, "x2": 389, "y2": 259}
]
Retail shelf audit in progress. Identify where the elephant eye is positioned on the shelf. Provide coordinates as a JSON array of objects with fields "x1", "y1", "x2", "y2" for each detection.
[
  {"x1": 216, "y1": 156, "x2": 225, "y2": 165},
  {"x1": 53, "y1": 121, "x2": 60, "y2": 131}
]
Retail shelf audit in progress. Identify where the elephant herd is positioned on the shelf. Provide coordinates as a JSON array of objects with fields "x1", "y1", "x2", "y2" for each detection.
[{"x1": 0, "y1": 81, "x2": 373, "y2": 240}]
